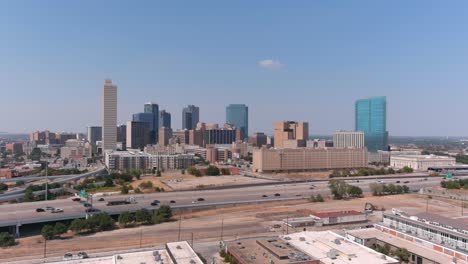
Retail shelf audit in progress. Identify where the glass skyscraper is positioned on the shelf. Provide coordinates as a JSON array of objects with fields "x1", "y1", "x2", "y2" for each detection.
[
  {"x1": 144, "y1": 102, "x2": 159, "y2": 143},
  {"x1": 182, "y1": 105, "x2": 199, "y2": 130},
  {"x1": 355, "y1": 96, "x2": 388, "y2": 152},
  {"x1": 226, "y1": 104, "x2": 248, "y2": 140}
]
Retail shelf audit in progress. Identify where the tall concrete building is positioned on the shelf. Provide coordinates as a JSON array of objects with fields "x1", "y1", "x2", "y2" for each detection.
[
  {"x1": 333, "y1": 131, "x2": 365, "y2": 148},
  {"x1": 355, "y1": 96, "x2": 388, "y2": 152},
  {"x1": 159, "y1": 110, "x2": 171, "y2": 129},
  {"x1": 102, "y1": 79, "x2": 117, "y2": 152},
  {"x1": 273, "y1": 121, "x2": 309, "y2": 148},
  {"x1": 126, "y1": 121, "x2": 149, "y2": 150},
  {"x1": 159, "y1": 127, "x2": 173, "y2": 146},
  {"x1": 144, "y1": 103, "x2": 159, "y2": 144},
  {"x1": 226, "y1": 104, "x2": 248, "y2": 140},
  {"x1": 133, "y1": 112, "x2": 155, "y2": 144},
  {"x1": 87, "y1": 126, "x2": 102, "y2": 153},
  {"x1": 182, "y1": 105, "x2": 199, "y2": 130},
  {"x1": 249, "y1": 132, "x2": 268, "y2": 147}
]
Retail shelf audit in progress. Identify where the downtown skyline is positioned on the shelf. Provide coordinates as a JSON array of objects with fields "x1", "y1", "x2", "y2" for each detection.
[{"x1": 3, "y1": 1, "x2": 468, "y2": 136}]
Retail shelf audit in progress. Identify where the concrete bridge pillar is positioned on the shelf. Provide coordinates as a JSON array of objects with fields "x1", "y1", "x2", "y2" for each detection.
[{"x1": 15, "y1": 223, "x2": 21, "y2": 238}]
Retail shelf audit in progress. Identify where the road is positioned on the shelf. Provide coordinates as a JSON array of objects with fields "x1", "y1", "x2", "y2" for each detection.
[{"x1": 0, "y1": 175, "x2": 454, "y2": 228}]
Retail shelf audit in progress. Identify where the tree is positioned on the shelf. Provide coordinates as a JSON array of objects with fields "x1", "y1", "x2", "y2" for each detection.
[
  {"x1": 221, "y1": 168, "x2": 231, "y2": 175},
  {"x1": 369, "y1": 183, "x2": 384, "y2": 196},
  {"x1": 118, "y1": 212, "x2": 135, "y2": 227},
  {"x1": 87, "y1": 213, "x2": 115, "y2": 232},
  {"x1": 205, "y1": 165, "x2": 220, "y2": 176},
  {"x1": 402, "y1": 166, "x2": 413, "y2": 173},
  {"x1": 0, "y1": 183, "x2": 8, "y2": 192},
  {"x1": 24, "y1": 187, "x2": 35, "y2": 202},
  {"x1": 131, "y1": 170, "x2": 142, "y2": 180},
  {"x1": 156, "y1": 170, "x2": 162, "y2": 177},
  {"x1": 70, "y1": 219, "x2": 88, "y2": 234},
  {"x1": 15, "y1": 180, "x2": 25, "y2": 187},
  {"x1": 328, "y1": 179, "x2": 348, "y2": 200},
  {"x1": 0, "y1": 232, "x2": 16, "y2": 247},
  {"x1": 104, "y1": 177, "x2": 114, "y2": 187},
  {"x1": 181, "y1": 169, "x2": 185, "y2": 175},
  {"x1": 347, "y1": 185, "x2": 363, "y2": 198},
  {"x1": 139, "y1": 181, "x2": 153, "y2": 189},
  {"x1": 157, "y1": 205, "x2": 173, "y2": 222},
  {"x1": 136, "y1": 209, "x2": 153, "y2": 224},
  {"x1": 315, "y1": 194, "x2": 324, "y2": 202},
  {"x1": 53, "y1": 222, "x2": 68, "y2": 237},
  {"x1": 187, "y1": 166, "x2": 201, "y2": 177},
  {"x1": 30, "y1": 148, "x2": 42, "y2": 161},
  {"x1": 120, "y1": 185, "x2": 130, "y2": 194},
  {"x1": 41, "y1": 225, "x2": 55, "y2": 240},
  {"x1": 392, "y1": 248, "x2": 410, "y2": 263}
]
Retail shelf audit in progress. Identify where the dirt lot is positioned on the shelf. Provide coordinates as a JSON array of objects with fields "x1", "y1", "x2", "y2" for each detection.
[{"x1": 1, "y1": 193, "x2": 465, "y2": 263}]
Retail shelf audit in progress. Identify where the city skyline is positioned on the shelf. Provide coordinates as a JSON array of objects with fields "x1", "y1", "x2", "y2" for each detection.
[{"x1": 3, "y1": 2, "x2": 468, "y2": 136}]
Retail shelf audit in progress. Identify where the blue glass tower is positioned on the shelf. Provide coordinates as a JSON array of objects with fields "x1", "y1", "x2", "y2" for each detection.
[
  {"x1": 132, "y1": 112, "x2": 154, "y2": 144},
  {"x1": 226, "y1": 104, "x2": 248, "y2": 140},
  {"x1": 355, "y1": 96, "x2": 388, "y2": 152},
  {"x1": 144, "y1": 103, "x2": 159, "y2": 143}
]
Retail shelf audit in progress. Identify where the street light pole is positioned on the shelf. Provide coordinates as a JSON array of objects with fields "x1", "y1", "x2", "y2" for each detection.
[{"x1": 45, "y1": 160, "x2": 48, "y2": 201}]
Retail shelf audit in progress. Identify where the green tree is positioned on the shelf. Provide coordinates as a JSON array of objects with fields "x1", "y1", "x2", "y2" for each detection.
[
  {"x1": 220, "y1": 168, "x2": 231, "y2": 175},
  {"x1": 135, "y1": 209, "x2": 153, "y2": 225},
  {"x1": 0, "y1": 232, "x2": 16, "y2": 247},
  {"x1": 187, "y1": 166, "x2": 201, "y2": 177},
  {"x1": 369, "y1": 183, "x2": 384, "y2": 196},
  {"x1": 0, "y1": 183, "x2": 8, "y2": 192},
  {"x1": 87, "y1": 213, "x2": 115, "y2": 232},
  {"x1": 69, "y1": 219, "x2": 88, "y2": 234},
  {"x1": 29, "y1": 148, "x2": 42, "y2": 161},
  {"x1": 15, "y1": 180, "x2": 25, "y2": 187},
  {"x1": 402, "y1": 166, "x2": 413, "y2": 173},
  {"x1": 41, "y1": 225, "x2": 55, "y2": 240},
  {"x1": 53, "y1": 223, "x2": 68, "y2": 237},
  {"x1": 181, "y1": 169, "x2": 185, "y2": 175},
  {"x1": 347, "y1": 185, "x2": 363, "y2": 198},
  {"x1": 205, "y1": 166, "x2": 220, "y2": 176},
  {"x1": 156, "y1": 170, "x2": 162, "y2": 177},
  {"x1": 157, "y1": 205, "x2": 173, "y2": 222},
  {"x1": 120, "y1": 185, "x2": 130, "y2": 194},
  {"x1": 24, "y1": 187, "x2": 35, "y2": 202},
  {"x1": 328, "y1": 179, "x2": 348, "y2": 200},
  {"x1": 392, "y1": 248, "x2": 410, "y2": 263},
  {"x1": 118, "y1": 212, "x2": 135, "y2": 227},
  {"x1": 315, "y1": 194, "x2": 324, "y2": 202}
]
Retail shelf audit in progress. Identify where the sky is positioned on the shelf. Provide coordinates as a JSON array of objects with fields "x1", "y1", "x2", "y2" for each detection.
[{"x1": 1, "y1": 1, "x2": 468, "y2": 136}]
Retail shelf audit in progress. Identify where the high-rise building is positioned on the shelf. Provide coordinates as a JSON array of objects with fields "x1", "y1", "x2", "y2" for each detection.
[
  {"x1": 126, "y1": 121, "x2": 150, "y2": 150},
  {"x1": 102, "y1": 79, "x2": 117, "y2": 152},
  {"x1": 144, "y1": 103, "x2": 159, "y2": 144},
  {"x1": 159, "y1": 110, "x2": 171, "y2": 129},
  {"x1": 133, "y1": 112, "x2": 155, "y2": 144},
  {"x1": 249, "y1": 132, "x2": 267, "y2": 147},
  {"x1": 226, "y1": 104, "x2": 248, "y2": 140},
  {"x1": 333, "y1": 131, "x2": 365, "y2": 148},
  {"x1": 182, "y1": 105, "x2": 199, "y2": 130},
  {"x1": 273, "y1": 121, "x2": 309, "y2": 148},
  {"x1": 171, "y1": 129, "x2": 189, "y2": 144},
  {"x1": 159, "y1": 127, "x2": 173, "y2": 146},
  {"x1": 355, "y1": 96, "x2": 388, "y2": 152},
  {"x1": 87, "y1": 126, "x2": 102, "y2": 153}
]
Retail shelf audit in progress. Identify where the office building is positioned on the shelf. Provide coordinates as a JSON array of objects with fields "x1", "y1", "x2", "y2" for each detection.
[
  {"x1": 126, "y1": 121, "x2": 150, "y2": 150},
  {"x1": 55, "y1": 133, "x2": 76, "y2": 145},
  {"x1": 5, "y1": 143, "x2": 23, "y2": 154},
  {"x1": 116, "y1": 124, "x2": 127, "y2": 150},
  {"x1": 102, "y1": 79, "x2": 117, "y2": 152},
  {"x1": 355, "y1": 96, "x2": 388, "y2": 152},
  {"x1": 273, "y1": 121, "x2": 309, "y2": 148},
  {"x1": 159, "y1": 127, "x2": 173, "y2": 146},
  {"x1": 29, "y1": 130, "x2": 56, "y2": 145},
  {"x1": 333, "y1": 131, "x2": 365, "y2": 148},
  {"x1": 133, "y1": 112, "x2": 155, "y2": 144},
  {"x1": 205, "y1": 125, "x2": 238, "y2": 145},
  {"x1": 60, "y1": 140, "x2": 92, "y2": 159},
  {"x1": 390, "y1": 154, "x2": 456, "y2": 170},
  {"x1": 144, "y1": 102, "x2": 159, "y2": 143},
  {"x1": 226, "y1": 104, "x2": 248, "y2": 140},
  {"x1": 249, "y1": 132, "x2": 267, "y2": 147},
  {"x1": 252, "y1": 147, "x2": 368, "y2": 172},
  {"x1": 86, "y1": 126, "x2": 102, "y2": 146},
  {"x1": 159, "y1": 110, "x2": 171, "y2": 129},
  {"x1": 105, "y1": 150, "x2": 195, "y2": 172},
  {"x1": 182, "y1": 105, "x2": 199, "y2": 130},
  {"x1": 171, "y1": 129, "x2": 189, "y2": 145}
]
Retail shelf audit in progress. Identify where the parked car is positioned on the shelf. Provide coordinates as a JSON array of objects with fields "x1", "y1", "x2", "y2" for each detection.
[
  {"x1": 51, "y1": 208, "x2": 64, "y2": 213},
  {"x1": 86, "y1": 208, "x2": 100, "y2": 213},
  {"x1": 396, "y1": 181, "x2": 401, "y2": 183},
  {"x1": 45, "y1": 206, "x2": 55, "y2": 211},
  {"x1": 77, "y1": 252, "x2": 89, "y2": 259},
  {"x1": 403, "y1": 181, "x2": 410, "y2": 184},
  {"x1": 197, "y1": 198, "x2": 205, "y2": 201},
  {"x1": 274, "y1": 193, "x2": 281, "y2": 197},
  {"x1": 262, "y1": 194, "x2": 268, "y2": 197},
  {"x1": 170, "y1": 200, "x2": 176, "y2": 204},
  {"x1": 83, "y1": 203, "x2": 92, "y2": 208},
  {"x1": 36, "y1": 208, "x2": 45, "y2": 212},
  {"x1": 63, "y1": 253, "x2": 73, "y2": 260},
  {"x1": 191, "y1": 201, "x2": 197, "y2": 204},
  {"x1": 98, "y1": 198, "x2": 105, "y2": 202},
  {"x1": 150, "y1": 200, "x2": 160, "y2": 206},
  {"x1": 71, "y1": 197, "x2": 81, "y2": 202}
]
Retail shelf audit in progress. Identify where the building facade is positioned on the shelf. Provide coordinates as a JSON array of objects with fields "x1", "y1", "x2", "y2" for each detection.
[
  {"x1": 105, "y1": 150, "x2": 195, "y2": 171},
  {"x1": 159, "y1": 109, "x2": 171, "y2": 129},
  {"x1": 248, "y1": 132, "x2": 267, "y2": 147},
  {"x1": 273, "y1": 121, "x2": 309, "y2": 148},
  {"x1": 226, "y1": 104, "x2": 248, "y2": 140},
  {"x1": 355, "y1": 96, "x2": 388, "y2": 152},
  {"x1": 159, "y1": 127, "x2": 173, "y2": 146},
  {"x1": 126, "y1": 121, "x2": 150, "y2": 150},
  {"x1": 102, "y1": 79, "x2": 117, "y2": 152},
  {"x1": 333, "y1": 131, "x2": 365, "y2": 148},
  {"x1": 182, "y1": 105, "x2": 199, "y2": 130},
  {"x1": 86, "y1": 126, "x2": 102, "y2": 148},
  {"x1": 390, "y1": 155, "x2": 456, "y2": 170},
  {"x1": 253, "y1": 147, "x2": 368, "y2": 172},
  {"x1": 144, "y1": 102, "x2": 159, "y2": 143}
]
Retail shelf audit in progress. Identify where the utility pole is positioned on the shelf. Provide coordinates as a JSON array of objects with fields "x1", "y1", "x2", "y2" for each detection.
[
  {"x1": 191, "y1": 232, "x2": 194, "y2": 247},
  {"x1": 45, "y1": 160, "x2": 48, "y2": 201},
  {"x1": 462, "y1": 199, "x2": 464, "y2": 216},
  {"x1": 43, "y1": 238, "x2": 47, "y2": 261},
  {"x1": 426, "y1": 197, "x2": 429, "y2": 213},
  {"x1": 286, "y1": 215, "x2": 289, "y2": 235},
  {"x1": 139, "y1": 227, "x2": 143, "y2": 248},
  {"x1": 220, "y1": 218, "x2": 224, "y2": 241},
  {"x1": 178, "y1": 215, "x2": 182, "y2": 241}
]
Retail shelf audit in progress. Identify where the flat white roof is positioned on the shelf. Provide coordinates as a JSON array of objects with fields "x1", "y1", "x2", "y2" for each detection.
[
  {"x1": 284, "y1": 231, "x2": 398, "y2": 264},
  {"x1": 391, "y1": 155, "x2": 455, "y2": 160},
  {"x1": 166, "y1": 241, "x2": 204, "y2": 264},
  {"x1": 49, "y1": 249, "x2": 173, "y2": 264}
]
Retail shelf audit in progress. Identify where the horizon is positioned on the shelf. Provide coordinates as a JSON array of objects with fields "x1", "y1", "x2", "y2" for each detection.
[{"x1": 2, "y1": 1, "x2": 468, "y2": 136}]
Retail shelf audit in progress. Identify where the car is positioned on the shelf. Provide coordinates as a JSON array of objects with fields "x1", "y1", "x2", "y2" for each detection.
[
  {"x1": 403, "y1": 181, "x2": 410, "y2": 184},
  {"x1": 45, "y1": 206, "x2": 55, "y2": 211},
  {"x1": 63, "y1": 253, "x2": 73, "y2": 260},
  {"x1": 86, "y1": 208, "x2": 100, "y2": 213},
  {"x1": 77, "y1": 252, "x2": 89, "y2": 259},
  {"x1": 191, "y1": 201, "x2": 197, "y2": 204},
  {"x1": 151, "y1": 200, "x2": 160, "y2": 206},
  {"x1": 262, "y1": 194, "x2": 268, "y2": 197},
  {"x1": 309, "y1": 186, "x2": 315, "y2": 189},
  {"x1": 396, "y1": 181, "x2": 401, "y2": 183},
  {"x1": 83, "y1": 203, "x2": 92, "y2": 208},
  {"x1": 274, "y1": 193, "x2": 281, "y2": 197},
  {"x1": 98, "y1": 197, "x2": 105, "y2": 202},
  {"x1": 170, "y1": 200, "x2": 176, "y2": 204},
  {"x1": 197, "y1": 198, "x2": 205, "y2": 201},
  {"x1": 71, "y1": 197, "x2": 81, "y2": 202},
  {"x1": 51, "y1": 208, "x2": 64, "y2": 213},
  {"x1": 36, "y1": 208, "x2": 45, "y2": 212},
  {"x1": 295, "y1": 194, "x2": 302, "y2": 197}
]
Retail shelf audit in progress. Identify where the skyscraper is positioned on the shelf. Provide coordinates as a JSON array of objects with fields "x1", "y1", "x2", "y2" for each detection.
[
  {"x1": 126, "y1": 121, "x2": 150, "y2": 150},
  {"x1": 87, "y1": 126, "x2": 102, "y2": 153},
  {"x1": 144, "y1": 102, "x2": 159, "y2": 144},
  {"x1": 226, "y1": 104, "x2": 248, "y2": 140},
  {"x1": 182, "y1": 105, "x2": 199, "y2": 130},
  {"x1": 355, "y1": 96, "x2": 388, "y2": 152},
  {"x1": 102, "y1": 79, "x2": 117, "y2": 152},
  {"x1": 133, "y1": 112, "x2": 155, "y2": 143},
  {"x1": 159, "y1": 110, "x2": 171, "y2": 129},
  {"x1": 273, "y1": 121, "x2": 309, "y2": 148}
]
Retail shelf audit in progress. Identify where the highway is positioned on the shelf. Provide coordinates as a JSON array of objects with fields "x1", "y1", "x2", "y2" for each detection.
[{"x1": 0, "y1": 175, "x2": 456, "y2": 229}]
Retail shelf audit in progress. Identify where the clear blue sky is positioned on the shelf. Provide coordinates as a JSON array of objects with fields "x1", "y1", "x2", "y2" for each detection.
[{"x1": 2, "y1": 1, "x2": 468, "y2": 136}]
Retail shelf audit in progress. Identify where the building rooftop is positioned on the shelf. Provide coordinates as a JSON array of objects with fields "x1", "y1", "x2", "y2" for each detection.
[
  {"x1": 312, "y1": 210, "x2": 363, "y2": 218},
  {"x1": 50, "y1": 249, "x2": 173, "y2": 264},
  {"x1": 392, "y1": 154, "x2": 455, "y2": 160},
  {"x1": 415, "y1": 212, "x2": 468, "y2": 232},
  {"x1": 166, "y1": 241, "x2": 204, "y2": 264},
  {"x1": 284, "y1": 231, "x2": 399, "y2": 264}
]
